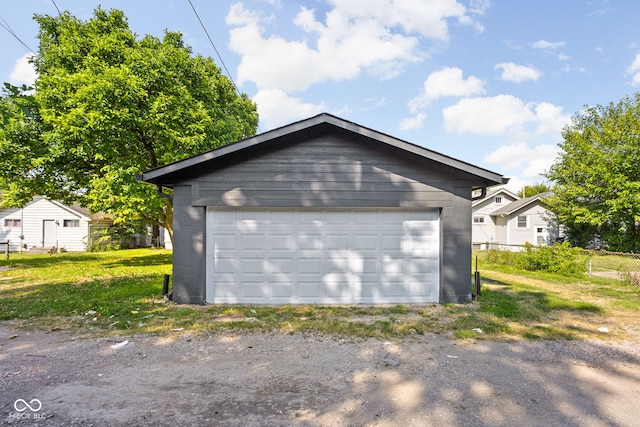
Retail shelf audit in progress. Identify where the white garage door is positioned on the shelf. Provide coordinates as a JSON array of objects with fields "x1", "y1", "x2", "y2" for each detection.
[{"x1": 205, "y1": 208, "x2": 440, "y2": 304}]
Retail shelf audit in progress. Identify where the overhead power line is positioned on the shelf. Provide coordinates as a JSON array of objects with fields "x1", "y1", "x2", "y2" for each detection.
[
  {"x1": 186, "y1": 0, "x2": 261, "y2": 133},
  {"x1": 0, "y1": 13, "x2": 35, "y2": 54},
  {"x1": 186, "y1": 0, "x2": 239, "y2": 94},
  {"x1": 51, "y1": 0, "x2": 62, "y2": 16}
]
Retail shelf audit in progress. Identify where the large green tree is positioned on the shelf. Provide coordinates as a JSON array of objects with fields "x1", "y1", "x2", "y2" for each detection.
[
  {"x1": 519, "y1": 183, "x2": 552, "y2": 198},
  {"x1": 0, "y1": 8, "x2": 258, "y2": 242},
  {"x1": 545, "y1": 93, "x2": 640, "y2": 251}
]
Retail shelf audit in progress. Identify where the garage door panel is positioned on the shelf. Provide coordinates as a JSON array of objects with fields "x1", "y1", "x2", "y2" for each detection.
[
  {"x1": 298, "y1": 233, "x2": 323, "y2": 250},
  {"x1": 354, "y1": 235, "x2": 378, "y2": 250},
  {"x1": 382, "y1": 235, "x2": 403, "y2": 250},
  {"x1": 241, "y1": 235, "x2": 266, "y2": 250},
  {"x1": 214, "y1": 258, "x2": 240, "y2": 273},
  {"x1": 269, "y1": 210, "x2": 294, "y2": 224},
  {"x1": 242, "y1": 284, "x2": 265, "y2": 298},
  {"x1": 270, "y1": 283, "x2": 294, "y2": 298},
  {"x1": 298, "y1": 283, "x2": 323, "y2": 298},
  {"x1": 326, "y1": 234, "x2": 350, "y2": 250},
  {"x1": 382, "y1": 281, "x2": 406, "y2": 297},
  {"x1": 298, "y1": 258, "x2": 322, "y2": 274},
  {"x1": 214, "y1": 234, "x2": 237, "y2": 250},
  {"x1": 207, "y1": 208, "x2": 439, "y2": 304},
  {"x1": 409, "y1": 280, "x2": 435, "y2": 297},
  {"x1": 324, "y1": 274, "x2": 352, "y2": 298},
  {"x1": 269, "y1": 234, "x2": 294, "y2": 251}
]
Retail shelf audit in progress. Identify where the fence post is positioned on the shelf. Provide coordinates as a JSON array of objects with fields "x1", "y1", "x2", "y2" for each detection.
[{"x1": 4, "y1": 240, "x2": 8, "y2": 261}]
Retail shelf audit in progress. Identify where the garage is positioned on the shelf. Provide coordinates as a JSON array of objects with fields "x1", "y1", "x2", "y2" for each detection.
[
  {"x1": 139, "y1": 113, "x2": 506, "y2": 304},
  {"x1": 206, "y1": 208, "x2": 440, "y2": 304}
]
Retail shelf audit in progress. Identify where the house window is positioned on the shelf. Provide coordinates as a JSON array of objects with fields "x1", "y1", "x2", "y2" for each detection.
[
  {"x1": 517, "y1": 215, "x2": 528, "y2": 228},
  {"x1": 4, "y1": 219, "x2": 21, "y2": 228},
  {"x1": 473, "y1": 216, "x2": 485, "y2": 224},
  {"x1": 63, "y1": 219, "x2": 80, "y2": 227},
  {"x1": 495, "y1": 196, "x2": 502, "y2": 204}
]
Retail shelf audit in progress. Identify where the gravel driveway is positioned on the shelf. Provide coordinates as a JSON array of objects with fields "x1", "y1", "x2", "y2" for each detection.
[{"x1": 1, "y1": 326, "x2": 639, "y2": 426}]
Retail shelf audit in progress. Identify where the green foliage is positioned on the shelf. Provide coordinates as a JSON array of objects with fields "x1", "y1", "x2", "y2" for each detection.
[
  {"x1": 88, "y1": 222, "x2": 147, "y2": 252},
  {"x1": 520, "y1": 182, "x2": 552, "y2": 198},
  {"x1": 545, "y1": 93, "x2": 640, "y2": 252},
  {"x1": 486, "y1": 243, "x2": 587, "y2": 276},
  {"x1": 0, "y1": 8, "x2": 259, "y2": 238}
]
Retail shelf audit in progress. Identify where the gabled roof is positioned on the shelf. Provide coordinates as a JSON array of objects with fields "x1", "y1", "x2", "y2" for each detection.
[
  {"x1": 36, "y1": 198, "x2": 92, "y2": 220},
  {"x1": 472, "y1": 186, "x2": 520, "y2": 207},
  {"x1": 139, "y1": 113, "x2": 507, "y2": 189},
  {"x1": 491, "y1": 192, "x2": 553, "y2": 216}
]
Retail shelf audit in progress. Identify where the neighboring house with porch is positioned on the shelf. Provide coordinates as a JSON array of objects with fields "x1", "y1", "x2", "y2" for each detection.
[
  {"x1": 0, "y1": 197, "x2": 92, "y2": 252},
  {"x1": 472, "y1": 189, "x2": 558, "y2": 248}
]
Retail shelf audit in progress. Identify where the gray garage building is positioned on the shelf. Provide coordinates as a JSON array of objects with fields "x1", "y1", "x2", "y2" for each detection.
[{"x1": 140, "y1": 114, "x2": 506, "y2": 305}]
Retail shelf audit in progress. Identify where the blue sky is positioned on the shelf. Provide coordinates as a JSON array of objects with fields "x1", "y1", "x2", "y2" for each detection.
[{"x1": 2, "y1": 0, "x2": 640, "y2": 193}]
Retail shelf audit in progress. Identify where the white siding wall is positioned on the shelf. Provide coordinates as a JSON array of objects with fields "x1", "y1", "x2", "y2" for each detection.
[
  {"x1": 505, "y1": 204, "x2": 550, "y2": 246},
  {"x1": 0, "y1": 198, "x2": 90, "y2": 252},
  {"x1": 471, "y1": 193, "x2": 517, "y2": 244},
  {"x1": 0, "y1": 208, "x2": 23, "y2": 252}
]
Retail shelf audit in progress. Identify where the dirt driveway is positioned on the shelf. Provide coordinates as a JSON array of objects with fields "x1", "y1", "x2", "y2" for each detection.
[{"x1": 1, "y1": 326, "x2": 639, "y2": 427}]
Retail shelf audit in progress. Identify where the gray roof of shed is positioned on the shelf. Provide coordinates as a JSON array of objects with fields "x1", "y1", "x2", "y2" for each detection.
[{"x1": 139, "y1": 113, "x2": 508, "y2": 188}]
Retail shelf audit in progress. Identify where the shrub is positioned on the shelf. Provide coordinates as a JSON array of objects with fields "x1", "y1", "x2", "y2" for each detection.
[{"x1": 487, "y1": 243, "x2": 587, "y2": 276}]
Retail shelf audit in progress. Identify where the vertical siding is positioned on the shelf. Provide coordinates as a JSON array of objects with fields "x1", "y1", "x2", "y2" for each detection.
[{"x1": 0, "y1": 199, "x2": 89, "y2": 252}]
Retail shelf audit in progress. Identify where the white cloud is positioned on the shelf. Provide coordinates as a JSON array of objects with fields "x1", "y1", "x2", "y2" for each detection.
[
  {"x1": 253, "y1": 88, "x2": 326, "y2": 129},
  {"x1": 531, "y1": 40, "x2": 566, "y2": 50},
  {"x1": 494, "y1": 62, "x2": 542, "y2": 83},
  {"x1": 408, "y1": 67, "x2": 484, "y2": 112},
  {"x1": 9, "y1": 53, "x2": 37, "y2": 86},
  {"x1": 399, "y1": 112, "x2": 426, "y2": 130},
  {"x1": 443, "y1": 95, "x2": 535, "y2": 136},
  {"x1": 442, "y1": 95, "x2": 569, "y2": 137},
  {"x1": 627, "y1": 52, "x2": 640, "y2": 86},
  {"x1": 534, "y1": 102, "x2": 570, "y2": 134},
  {"x1": 484, "y1": 142, "x2": 559, "y2": 183},
  {"x1": 226, "y1": 0, "x2": 479, "y2": 93}
]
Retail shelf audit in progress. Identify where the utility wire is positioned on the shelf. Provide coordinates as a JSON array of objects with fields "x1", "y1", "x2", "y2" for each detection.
[
  {"x1": 0, "y1": 14, "x2": 35, "y2": 54},
  {"x1": 187, "y1": 0, "x2": 239, "y2": 94},
  {"x1": 187, "y1": 0, "x2": 261, "y2": 133},
  {"x1": 51, "y1": 0, "x2": 62, "y2": 16}
]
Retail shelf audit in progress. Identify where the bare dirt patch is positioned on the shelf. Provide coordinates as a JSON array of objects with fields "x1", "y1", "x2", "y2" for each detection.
[{"x1": 1, "y1": 326, "x2": 639, "y2": 427}]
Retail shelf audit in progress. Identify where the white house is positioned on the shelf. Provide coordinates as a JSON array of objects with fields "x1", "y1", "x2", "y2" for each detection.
[
  {"x1": 0, "y1": 197, "x2": 92, "y2": 252},
  {"x1": 472, "y1": 187, "x2": 519, "y2": 245},
  {"x1": 472, "y1": 188, "x2": 558, "y2": 248}
]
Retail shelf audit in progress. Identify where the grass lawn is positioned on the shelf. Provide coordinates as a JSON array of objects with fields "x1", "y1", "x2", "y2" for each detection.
[{"x1": 1, "y1": 249, "x2": 638, "y2": 341}]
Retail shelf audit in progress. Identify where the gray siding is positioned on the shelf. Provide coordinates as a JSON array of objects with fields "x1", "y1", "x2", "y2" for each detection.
[
  {"x1": 440, "y1": 187, "x2": 473, "y2": 303},
  {"x1": 172, "y1": 185, "x2": 206, "y2": 304},
  {"x1": 172, "y1": 135, "x2": 478, "y2": 304},
  {"x1": 189, "y1": 135, "x2": 472, "y2": 210}
]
